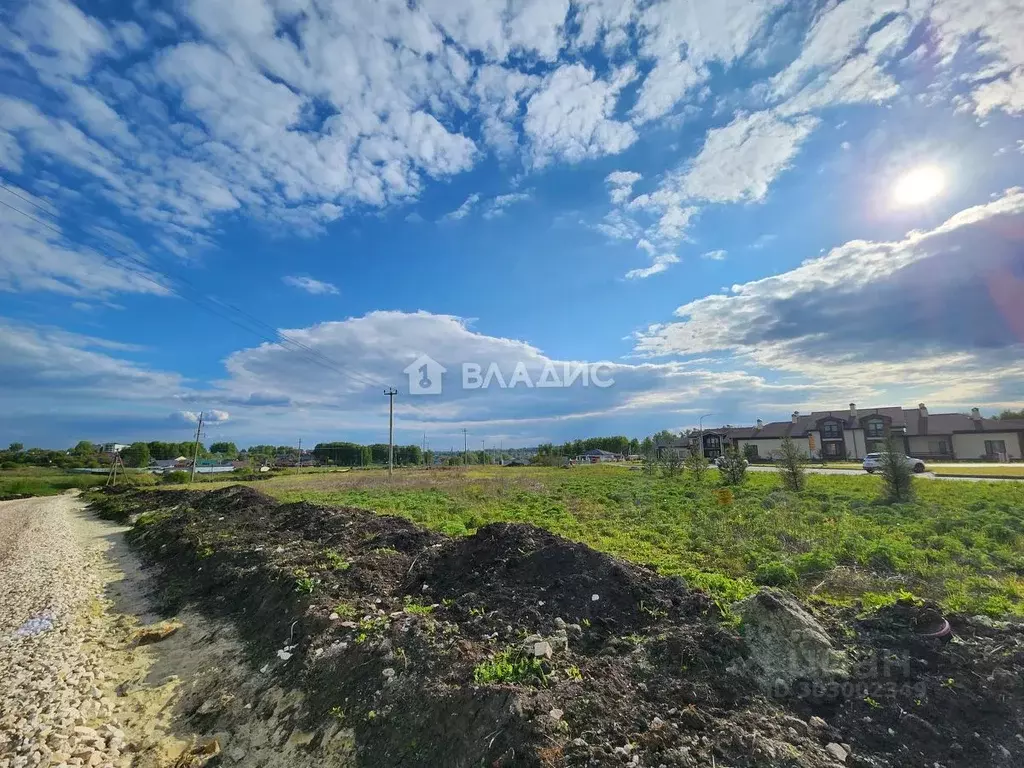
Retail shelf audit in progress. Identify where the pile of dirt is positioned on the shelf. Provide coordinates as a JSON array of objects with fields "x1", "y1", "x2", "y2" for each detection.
[{"x1": 89, "y1": 486, "x2": 1024, "y2": 768}]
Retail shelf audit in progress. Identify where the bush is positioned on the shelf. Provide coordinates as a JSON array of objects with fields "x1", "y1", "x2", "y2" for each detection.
[
  {"x1": 162, "y1": 470, "x2": 189, "y2": 484},
  {"x1": 879, "y1": 434, "x2": 914, "y2": 503},
  {"x1": 684, "y1": 450, "x2": 709, "y2": 482},
  {"x1": 753, "y1": 561, "x2": 799, "y2": 588},
  {"x1": 775, "y1": 437, "x2": 807, "y2": 492},
  {"x1": 718, "y1": 445, "x2": 747, "y2": 486},
  {"x1": 742, "y1": 444, "x2": 760, "y2": 463},
  {"x1": 793, "y1": 551, "x2": 837, "y2": 575}
]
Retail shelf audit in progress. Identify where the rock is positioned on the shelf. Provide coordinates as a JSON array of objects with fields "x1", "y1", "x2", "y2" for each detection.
[
  {"x1": 989, "y1": 668, "x2": 1016, "y2": 690},
  {"x1": 549, "y1": 708, "x2": 564, "y2": 720},
  {"x1": 809, "y1": 716, "x2": 829, "y2": 730},
  {"x1": 132, "y1": 620, "x2": 183, "y2": 646},
  {"x1": 901, "y1": 713, "x2": 940, "y2": 739},
  {"x1": 228, "y1": 747, "x2": 246, "y2": 762},
  {"x1": 531, "y1": 641, "x2": 553, "y2": 659},
  {"x1": 732, "y1": 588, "x2": 849, "y2": 694},
  {"x1": 825, "y1": 743, "x2": 848, "y2": 762},
  {"x1": 548, "y1": 629, "x2": 570, "y2": 653}
]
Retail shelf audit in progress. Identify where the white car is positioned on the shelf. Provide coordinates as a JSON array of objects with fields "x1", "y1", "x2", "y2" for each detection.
[{"x1": 862, "y1": 453, "x2": 926, "y2": 474}]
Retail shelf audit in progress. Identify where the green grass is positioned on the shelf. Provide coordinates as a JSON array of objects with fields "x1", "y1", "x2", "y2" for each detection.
[
  {"x1": 0, "y1": 467, "x2": 116, "y2": 498},
  {"x1": 932, "y1": 466, "x2": 1024, "y2": 477},
  {"x1": 153, "y1": 466, "x2": 1024, "y2": 617},
  {"x1": 472, "y1": 649, "x2": 547, "y2": 685}
]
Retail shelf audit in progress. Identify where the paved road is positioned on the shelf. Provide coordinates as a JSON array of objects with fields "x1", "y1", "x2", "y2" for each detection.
[{"x1": 746, "y1": 465, "x2": 1022, "y2": 482}]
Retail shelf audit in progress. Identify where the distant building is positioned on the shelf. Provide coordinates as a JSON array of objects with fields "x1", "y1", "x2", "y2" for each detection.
[
  {"x1": 98, "y1": 443, "x2": 129, "y2": 454},
  {"x1": 577, "y1": 449, "x2": 623, "y2": 463},
  {"x1": 727, "y1": 404, "x2": 1024, "y2": 461}
]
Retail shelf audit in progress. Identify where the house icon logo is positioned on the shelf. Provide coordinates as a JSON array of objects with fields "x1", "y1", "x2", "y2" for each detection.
[{"x1": 403, "y1": 354, "x2": 446, "y2": 395}]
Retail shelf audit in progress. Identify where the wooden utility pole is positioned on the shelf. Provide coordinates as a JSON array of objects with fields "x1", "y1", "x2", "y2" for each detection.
[
  {"x1": 462, "y1": 428, "x2": 468, "y2": 465},
  {"x1": 385, "y1": 388, "x2": 397, "y2": 479},
  {"x1": 297, "y1": 438, "x2": 302, "y2": 471},
  {"x1": 190, "y1": 411, "x2": 204, "y2": 483}
]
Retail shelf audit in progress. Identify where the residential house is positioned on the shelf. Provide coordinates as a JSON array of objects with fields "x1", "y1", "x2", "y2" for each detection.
[
  {"x1": 726, "y1": 404, "x2": 1024, "y2": 461},
  {"x1": 98, "y1": 443, "x2": 129, "y2": 454},
  {"x1": 577, "y1": 449, "x2": 623, "y2": 463}
]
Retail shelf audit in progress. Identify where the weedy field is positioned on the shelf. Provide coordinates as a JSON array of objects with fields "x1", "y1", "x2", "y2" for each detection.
[
  {"x1": 0, "y1": 466, "x2": 134, "y2": 499},
  {"x1": 173, "y1": 465, "x2": 1024, "y2": 618}
]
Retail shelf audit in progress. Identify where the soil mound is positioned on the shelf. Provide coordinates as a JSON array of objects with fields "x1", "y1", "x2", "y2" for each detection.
[
  {"x1": 409, "y1": 522, "x2": 709, "y2": 637},
  {"x1": 89, "y1": 486, "x2": 1024, "y2": 768}
]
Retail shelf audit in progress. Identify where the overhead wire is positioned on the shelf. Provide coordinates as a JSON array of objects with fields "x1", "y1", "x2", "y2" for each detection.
[{"x1": 0, "y1": 181, "x2": 394, "y2": 396}]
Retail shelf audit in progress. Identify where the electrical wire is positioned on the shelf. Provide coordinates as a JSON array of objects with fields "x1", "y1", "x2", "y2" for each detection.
[{"x1": 0, "y1": 182, "x2": 394, "y2": 395}]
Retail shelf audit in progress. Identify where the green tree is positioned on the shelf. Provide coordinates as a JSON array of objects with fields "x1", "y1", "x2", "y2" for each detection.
[
  {"x1": 718, "y1": 445, "x2": 748, "y2": 486},
  {"x1": 880, "y1": 433, "x2": 914, "y2": 503},
  {"x1": 997, "y1": 409, "x2": 1024, "y2": 420},
  {"x1": 121, "y1": 442, "x2": 150, "y2": 468},
  {"x1": 445, "y1": 454, "x2": 463, "y2": 466},
  {"x1": 424, "y1": 450, "x2": 435, "y2": 466},
  {"x1": 476, "y1": 450, "x2": 492, "y2": 465},
  {"x1": 775, "y1": 436, "x2": 807, "y2": 492},
  {"x1": 209, "y1": 441, "x2": 238, "y2": 456},
  {"x1": 8, "y1": 442, "x2": 23, "y2": 453},
  {"x1": 742, "y1": 443, "x2": 760, "y2": 463},
  {"x1": 684, "y1": 449, "x2": 709, "y2": 482},
  {"x1": 71, "y1": 440, "x2": 94, "y2": 455}
]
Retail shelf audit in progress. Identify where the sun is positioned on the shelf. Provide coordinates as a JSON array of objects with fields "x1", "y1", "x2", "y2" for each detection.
[{"x1": 892, "y1": 165, "x2": 946, "y2": 206}]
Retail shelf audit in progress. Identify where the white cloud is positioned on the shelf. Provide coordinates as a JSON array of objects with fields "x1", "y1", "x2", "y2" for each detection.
[
  {"x1": 482, "y1": 191, "x2": 531, "y2": 219},
  {"x1": 702, "y1": 249, "x2": 727, "y2": 260},
  {"x1": 175, "y1": 409, "x2": 230, "y2": 424},
  {"x1": 929, "y1": 0, "x2": 1024, "y2": 115},
  {"x1": 0, "y1": 186, "x2": 169, "y2": 298},
  {"x1": 524, "y1": 64, "x2": 638, "y2": 167},
  {"x1": 676, "y1": 110, "x2": 820, "y2": 203},
  {"x1": 282, "y1": 276, "x2": 340, "y2": 295},
  {"x1": 625, "y1": 252, "x2": 679, "y2": 280},
  {"x1": 605, "y1": 170, "x2": 642, "y2": 204},
  {"x1": 630, "y1": 54, "x2": 704, "y2": 124},
  {"x1": 634, "y1": 188, "x2": 1024, "y2": 401},
  {"x1": 439, "y1": 193, "x2": 481, "y2": 222}
]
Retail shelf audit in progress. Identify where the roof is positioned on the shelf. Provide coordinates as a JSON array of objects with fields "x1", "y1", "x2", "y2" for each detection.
[
  {"x1": 583, "y1": 449, "x2": 618, "y2": 456},
  {"x1": 727, "y1": 408, "x2": 1024, "y2": 439}
]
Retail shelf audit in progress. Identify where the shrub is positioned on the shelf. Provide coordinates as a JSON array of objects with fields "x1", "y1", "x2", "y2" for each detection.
[
  {"x1": 718, "y1": 445, "x2": 747, "y2": 486},
  {"x1": 684, "y1": 450, "x2": 709, "y2": 482},
  {"x1": 663, "y1": 452, "x2": 683, "y2": 478},
  {"x1": 879, "y1": 434, "x2": 914, "y2": 503},
  {"x1": 753, "y1": 561, "x2": 799, "y2": 588},
  {"x1": 775, "y1": 437, "x2": 806, "y2": 492},
  {"x1": 162, "y1": 470, "x2": 189, "y2": 484},
  {"x1": 472, "y1": 649, "x2": 547, "y2": 685},
  {"x1": 742, "y1": 444, "x2": 760, "y2": 463},
  {"x1": 794, "y1": 551, "x2": 837, "y2": 575}
]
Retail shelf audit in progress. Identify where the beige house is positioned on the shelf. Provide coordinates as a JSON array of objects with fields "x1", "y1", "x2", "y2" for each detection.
[{"x1": 725, "y1": 404, "x2": 1024, "y2": 462}]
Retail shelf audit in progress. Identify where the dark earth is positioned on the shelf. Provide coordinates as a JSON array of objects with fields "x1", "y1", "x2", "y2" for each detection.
[{"x1": 90, "y1": 485, "x2": 1024, "y2": 767}]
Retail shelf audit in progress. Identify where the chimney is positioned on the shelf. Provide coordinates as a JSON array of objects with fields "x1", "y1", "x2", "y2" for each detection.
[
  {"x1": 919, "y1": 403, "x2": 928, "y2": 418},
  {"x1": 849, "y1": 403, "x2": 857, "y2": 419},
  {"x1": 971, "y1": 407, "x2": 981, "y2": 421},
  {"x1": 791, "y1": 410, "x2": 799, "y2": 423},
  {"x1": 756, "y1": 418, "x2": 764, "y2": 430}
]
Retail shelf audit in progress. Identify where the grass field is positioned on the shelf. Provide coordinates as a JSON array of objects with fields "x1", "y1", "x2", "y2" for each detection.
[
  {"x1": 0, "y1": 466, "x2": 160, "y2": 498},
  {"x1": 932, "y1": 465, "x2": 1024, "y2": 477},
  {"x1": 167, "y1": 464, "x2": 1024, "y2": 618}
]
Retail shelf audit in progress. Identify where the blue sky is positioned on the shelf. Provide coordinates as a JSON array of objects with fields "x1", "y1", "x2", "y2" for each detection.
[{"x1": 2, "y1": 0, "x2": 1023, "y2": 449}]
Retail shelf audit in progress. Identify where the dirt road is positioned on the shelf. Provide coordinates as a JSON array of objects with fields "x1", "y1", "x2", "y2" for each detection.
[
  {"x1": 0, "y1": 494, "x2": 133, "y2": 767},
  {"x1": 0, "y1": 493, "x2": 356, "y2": 768}
]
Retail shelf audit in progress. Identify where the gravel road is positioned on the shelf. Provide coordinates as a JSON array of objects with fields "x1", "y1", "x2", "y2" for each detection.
[{"x1": 0, "y1": 494, "x2": 129, "y2": 768}]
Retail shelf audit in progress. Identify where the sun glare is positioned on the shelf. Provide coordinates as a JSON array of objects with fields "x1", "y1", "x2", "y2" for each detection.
[{"x1": 892, "y1": 165, "x2": 946, "y2": 206}]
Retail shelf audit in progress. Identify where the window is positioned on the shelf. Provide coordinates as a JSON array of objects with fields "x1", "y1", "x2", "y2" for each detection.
[
  {"x1": 927, "y1": 440, "x2": 949, "y2": 455},
  {"x1": 985, "y1": 440, "x2": 1007, "y2": 456},
  {"x1": 865, "y1": 419, "x2": 885, "y2": 438},
  {"x1": 824, "y1": 442, "x2": 841, "y2": 456},
  {"x1": 704, "y1": 435, "x2": 721, "y2": 449},
  {"x1": 822, "y1": 421, "x2": 841, "y2": 438},
  {"x1": 866, "y1": 440, "x2": 885, "y2": 454}
]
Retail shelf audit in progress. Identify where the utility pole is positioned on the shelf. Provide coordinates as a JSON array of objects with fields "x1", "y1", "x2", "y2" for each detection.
[
  {"x1": 385, "y1": 388, "x2": 397, "y2": 479},
  {"x1": 462, "y1": 428, "x2": 468, "y2": 465},
  {"x1": 297, "y1": 438, "x2": 302, "y2": 471},
  {"x1": 190, "y1": 411, "x2": 205, "y2": 483}
]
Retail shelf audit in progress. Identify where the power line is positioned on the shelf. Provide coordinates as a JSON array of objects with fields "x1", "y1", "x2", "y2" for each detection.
[{"x1": 0, "y1": 182, "x2": 391, "y2": 394}]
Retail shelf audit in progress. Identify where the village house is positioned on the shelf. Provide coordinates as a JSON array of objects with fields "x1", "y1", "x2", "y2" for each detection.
[
  {"x1": 728, "y1": 404, "x2": 1024, "y2": 461},
  {"x1": 657, "y1": 404, "x2": 1024, "y2": 462}
]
